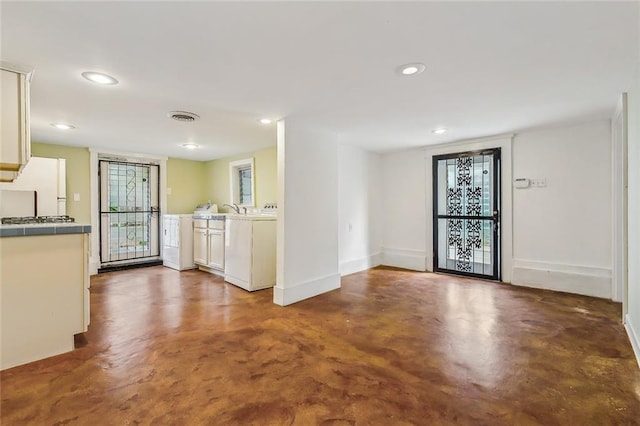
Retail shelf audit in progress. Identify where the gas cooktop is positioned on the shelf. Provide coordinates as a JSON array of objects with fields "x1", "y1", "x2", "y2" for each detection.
[{"x1": 1, "y1": 215, "x2": 76, "y2": 225}]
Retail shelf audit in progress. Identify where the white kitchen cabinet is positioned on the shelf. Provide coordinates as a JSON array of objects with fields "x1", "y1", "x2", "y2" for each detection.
[
  {"x1": 0, "y1": 64, "x2": 32, "y2": 182},
  {"x1": 193, "y1": 226, "x2": 208, "y2": 265},
  {"x1": 1, "y1": 232, "x2": 89, "y2": 370},
  {"x1": 224, "y1": 216, "x2": 276, "y2": 291},
  {"x1": 207, "y1": 229, "x2": 225, "y2": 270},
  {"x1": 193, "y1": 217, "x2": 225, "y2": 275}
]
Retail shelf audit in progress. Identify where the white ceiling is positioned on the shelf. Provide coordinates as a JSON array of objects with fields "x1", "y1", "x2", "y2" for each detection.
[{"x1": 2, "y1": 2, "x2": 638, "y2": 161}]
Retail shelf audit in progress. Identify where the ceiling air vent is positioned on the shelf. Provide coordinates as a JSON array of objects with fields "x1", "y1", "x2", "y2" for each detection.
[{"x1": 167, "y1": 111, "x2": 200, "y2": 122}]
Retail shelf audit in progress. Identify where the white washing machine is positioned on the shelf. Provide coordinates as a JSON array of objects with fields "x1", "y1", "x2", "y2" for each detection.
[{"x1": 162, "y1": 214, "x2": 196, "y2": 271}]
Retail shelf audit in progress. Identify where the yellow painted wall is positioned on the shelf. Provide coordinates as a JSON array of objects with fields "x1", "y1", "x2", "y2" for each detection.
[
  {"x1": 31, "y1": 142, "x2": 91, "y2": 222},
  {"x1": 166, "y1": 158, "x2": 207, "y2": 214},
  {"x1": 32, "y1": 142, "x2": 276, "y2": 219},
  {"x1": 204, "y1": 146, "x2": 277, "y2": 211}
]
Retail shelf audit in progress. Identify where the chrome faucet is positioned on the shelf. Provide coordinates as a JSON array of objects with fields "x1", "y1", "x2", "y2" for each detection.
[{"x1": 223, "y1": 203, "x2": 240, "y2": 214}]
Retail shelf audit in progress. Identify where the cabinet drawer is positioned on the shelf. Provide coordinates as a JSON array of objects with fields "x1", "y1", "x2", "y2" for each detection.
[
  {"x1": 208, "y1": 219, "x2": 225, "y2": 230},
  {"x1": 193, "y1": 219, "x2": 208, "y2": 228}
]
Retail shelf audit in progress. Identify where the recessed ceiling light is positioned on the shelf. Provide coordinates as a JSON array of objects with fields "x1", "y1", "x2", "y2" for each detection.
[
  {"x1": 259, "y1": 118, "x2": 272, "y2": 125},
  {"x1": 51, "y1": 123, "x2": 76, "y2": 130},
  {"x1": 81, "y1": 71, "x2": 118, "y2": 85},
  {"x1": 180, "y1": 143, "x2": 199, "y2": 150},
  {"x1": 432, "y1": 128, "x2": 447, "y2": 135},
  {"x1": 398, "y1": 63, "x2": 426, "y2": 76}
]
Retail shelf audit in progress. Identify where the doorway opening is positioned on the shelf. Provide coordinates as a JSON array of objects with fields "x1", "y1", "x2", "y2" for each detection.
[
  {"x1": 98, "y1": 159, "x2": 161, "y2": 271},
  {"x1": 433, "y1": 149, "x2": 501, "y2": 280}
]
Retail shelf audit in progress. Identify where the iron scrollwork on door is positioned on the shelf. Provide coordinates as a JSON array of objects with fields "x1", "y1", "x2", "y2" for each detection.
[
  {"x1": 434, "y1": 148, "x2": 500, "y2": 280},
  {"x1": 446, "y1": 156, "x2": 485, "y2": 273}
]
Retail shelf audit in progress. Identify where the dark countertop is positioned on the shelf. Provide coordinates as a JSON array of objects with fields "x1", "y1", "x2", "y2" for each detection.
[{"x1": 0, "y1": 223, "x2": 92, "y2": 237}]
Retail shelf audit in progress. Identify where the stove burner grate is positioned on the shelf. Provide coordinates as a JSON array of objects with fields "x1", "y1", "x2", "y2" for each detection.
[{"x1": 1, "y1": 215, "x2": 76, "y2": 225}]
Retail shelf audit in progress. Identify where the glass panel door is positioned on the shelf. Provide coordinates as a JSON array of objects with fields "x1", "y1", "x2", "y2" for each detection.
[
  {"x1": 433, "y1": 149, "x2": 501, "y2": 280},
  {"x1": 99, "y1": 160, "x2": 160, "y2": 265}
]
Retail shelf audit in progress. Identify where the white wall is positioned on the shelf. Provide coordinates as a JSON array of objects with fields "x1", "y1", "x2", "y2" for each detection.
[
  {"x1": 381, "y1": 149, "x2": 428, "y2": 271},
  {"x1": 626, "y1": 63, "x2": 640, "y2": 365},
  {"x1": 338, "y1": 144, "x2": 382, "y2": 275},
  {"x1": 380, "y1": 121, "x2": 612, "y2": 298},
  {"x1": 512, "y1": 120, "x2": 613, "y2": 298},
  {"x1": 274, "y1": 120, "x2": 340, "y2": 306},
  {"x1": 381, "y1": 135, "x2": 513, "y2": 275}
]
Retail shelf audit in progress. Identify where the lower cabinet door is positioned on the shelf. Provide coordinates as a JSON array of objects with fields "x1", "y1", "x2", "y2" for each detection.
[
  {"x1": 193, "y1": 228, "x2": 208, "y2": 265},
  {"x1": 207, "y1": 230, "x2": 224, "y2": 270}
]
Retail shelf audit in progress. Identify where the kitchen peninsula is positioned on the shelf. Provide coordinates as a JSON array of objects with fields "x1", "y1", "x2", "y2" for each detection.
[{"x1": 0, "y1": 220, "x2": 91, "y2": 370}]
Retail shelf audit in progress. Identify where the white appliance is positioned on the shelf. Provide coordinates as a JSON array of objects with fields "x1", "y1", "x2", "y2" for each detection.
[
  {"x1": 193, "y1": 202, "x2": 218, "y2": 215},
  {"x1": 0, "y1": 190, "x2": 36, "y2": 216},
  {"x1": 162, "y1": 214, "x2": 196, "y2": 271},
  {"x1": 224, "y1": 215, "x2": 276, "y2": 291},
  {"x1": 0, "y1": 157, "x2": 66, "y2": 216}
]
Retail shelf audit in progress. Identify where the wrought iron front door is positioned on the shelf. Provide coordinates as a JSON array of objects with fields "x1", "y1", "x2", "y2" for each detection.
[
  {"x1": 99, "y1": 160, "x2": 160, "y2": 266},
  {"x1": 433, "y1": 149, "x2": 501, "y2": 280}
]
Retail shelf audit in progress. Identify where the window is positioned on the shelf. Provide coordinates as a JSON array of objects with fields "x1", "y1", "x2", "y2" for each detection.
[
  {"x1": 238, "y1": 166, "x2": 252, "y2": 205},
  {"x1": 229, "y1": 158, "x2": 255, "y2": 206}
]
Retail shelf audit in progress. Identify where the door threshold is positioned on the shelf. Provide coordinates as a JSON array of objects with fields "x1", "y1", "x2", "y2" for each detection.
[
  {"x1": 433, "y1": 270, "x2": 502, "y2": 283},
  {"x1": 98, "y1": 259, "x2": 163, "y2": 273}
]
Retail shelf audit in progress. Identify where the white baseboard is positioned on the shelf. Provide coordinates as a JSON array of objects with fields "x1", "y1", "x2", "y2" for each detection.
[
  {"x1": 340, "y1": 252, "x2": 381, "y2": 276},
  {"x1": 511, "y1": 259, "x2": 611, "y2": 299},
  {"x1": 625, "y1": 314, "x2": 640, "y2": 369},
  {"x1": 273, "y1": 273, "x2": 341, "y2": 306},
  {"x1": 89, "y1": 258, "x2": 99, "y2": 276},
  {"x1": 380, "y1": 247, "x2": 426, "y2": 271}
]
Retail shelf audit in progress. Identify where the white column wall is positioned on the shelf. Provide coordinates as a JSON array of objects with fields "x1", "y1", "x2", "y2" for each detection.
[
  {"x1": 274, "y1": 120, "x2": 340, "y2": 306},
  {"x1": 338, "y1": 144, "x2": 382, "y2": 276},
  {"x1": 625, "y1": 62, "x2": 640, "y2": 366}
]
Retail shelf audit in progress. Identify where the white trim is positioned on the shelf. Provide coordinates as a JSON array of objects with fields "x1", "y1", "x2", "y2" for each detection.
[
  {"x1": 612, "y1": 94, "x2": 628, "y2": 308},
  {"x1": 512, "y1": 259, "x2": 611, "y2": 277},
  {"x1": 89, "y1": 147, "x2": 168, "y2": 162},
  {"x1": 340, "y1": 252, "x2": 381, "y2": 276},
  {"x1": 0, "y1": 61, "x2": 34, "y2": 79},
  {"x1": 89, "y1": 152, "x2": 99, "y2": 275},
  {"x1": 273, "y1": 273, "x2": 341, "y2": 306},
  {"x1": 512, "y1": 259, "x2": 612, "y2": 299},
  {"x1": 624, "y1": 314, "x2": 640, "y2": 368},
  {"x1": 423, "y1": 135, "x2": 514, "y2": 282},
  {"x1": 381, "y1": 247, "x2": 427, "y2": 271},
  {"x1": 422, "y1": 133, "x2": 515, "y2": 151},
  {"x1": 89, "y1": 148, "x2": 167, "y2": 275}
]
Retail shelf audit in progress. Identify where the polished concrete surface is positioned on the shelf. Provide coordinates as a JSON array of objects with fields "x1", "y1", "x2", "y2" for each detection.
[{"x1": 1, "y1": 266, "x2": 639, "y2": 424}]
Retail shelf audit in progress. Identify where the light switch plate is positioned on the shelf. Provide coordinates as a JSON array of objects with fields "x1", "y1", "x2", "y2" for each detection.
[{"x1": 73, "y1": 193, "x2": 80, "y2": 201}]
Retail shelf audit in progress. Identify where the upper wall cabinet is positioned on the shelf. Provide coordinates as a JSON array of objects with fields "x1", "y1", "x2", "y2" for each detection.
[{"x1": 0, "y1": 62, "x2": 32, "y2": 182}]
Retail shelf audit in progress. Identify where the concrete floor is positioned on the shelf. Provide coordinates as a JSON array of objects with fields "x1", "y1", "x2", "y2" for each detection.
[{"x1": 1, "y1": 266, "x2": 639, "y2": 424}]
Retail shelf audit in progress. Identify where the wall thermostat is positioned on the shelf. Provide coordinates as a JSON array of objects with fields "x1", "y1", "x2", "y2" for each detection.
[{"x1": 514, "y1": 178, "x2": 530, "y2": 188}]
